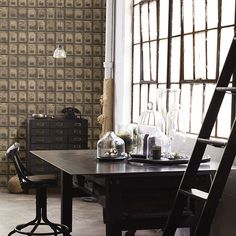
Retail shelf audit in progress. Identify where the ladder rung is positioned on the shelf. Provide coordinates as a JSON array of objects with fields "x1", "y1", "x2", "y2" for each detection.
[
  {"x1": 197, "y1": 138, "x2": 227, "y2": 148},
  {"x1": 179, "y1": 188, "x2": 208, "y2": 201},
  {"x1": 215, "y1": 87, "x2": 236, "y2": 93}
]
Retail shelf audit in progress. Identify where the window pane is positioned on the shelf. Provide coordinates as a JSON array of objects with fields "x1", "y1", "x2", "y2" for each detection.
[
  {"x1": 207, "y1": 30, "x2": 217, "y2": 80},
  {"x1": 170, "y1": 37, "x2": 180, "y2": 83},
  {"x1": 204, "y1": 84, "x2": 215, "y2": 116},
  {"x1": 134, "y1": 0, "x2": 141, "y2": 4},
  {"x1": 183, "y1": 0, "x2": 193, "y2": 33},
  {"x1": 133, "y1": 5, "x2": 140, "y2": 44},
  {"x1": 184, "y1": 35, "x2": 193, "y2": 80},
  {"x1": 221, "y1": 0, "x2": 235, "y2": 26},
  {"x1": 195, "y1": 32, "x2": 206, "y2": 80},
  {"x1": 158, "y1": 39, "x2": 168, "y2": 82},
  {"x1": 149, "y1": 1, "x2": 157, "y2": 40},
  {"x1": 132, "y1": 85, "x2": 140, "y2": 122},
  {"x1": 159, "y1": 0, "x2": 169, "y2": 38},
  {"x1": 143, "y1": 42, "x2": 151, "y2": 81},
  {"x1": 203, "y1": 84, "x2": 216, "y2": 135},
  {"x1": 217, "y1": 93, "x2": 231, "y2": 138},
  {"x1": 133, "y1": 44, "x2": 140, "y2": 83},
  {"x1": 141, "y1": 3, "x2": 149, "y2": 42},
  {"x1": 140, "y1": 84, "x2": 148, "y2": 113},
  {"x1": 149, "y1": 84, "x2": 158, "y2": 109},
  {"x1": 207, "y1": 0, "x2": 218, "y2": 28},
  {"x1": 150, "y1": 41, "x2": 157, "y2": 81},
  {"x1": 191, "y1": 84, "x2": 203, "y2": 133},
  {"x1": 180, "y1": 84, "x2": 191, "y2": 132},
  {"x1": 172, "y1": 0, "x2": 181, "y2": 36},
  {"x1": 220, "y1": 27, "x2": 234, "y2": 72},
  {"x1": 194, "y1": 0, "x2": 205, "y2": 31}
]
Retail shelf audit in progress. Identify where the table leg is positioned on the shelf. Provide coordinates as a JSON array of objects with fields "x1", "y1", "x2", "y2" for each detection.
[
  {"x1": 61, "y1": 171, "x2": 72, "y2": 235},
  {"x1": 104, "y1": 178, "x2": 122, "y2": 236},
  {"x1": 106, "y1": 223, "x2": 122, "y2": 236}
]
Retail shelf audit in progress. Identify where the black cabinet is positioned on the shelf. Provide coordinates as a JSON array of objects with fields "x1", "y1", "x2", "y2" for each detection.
[{"x1": 27, "y1": 117, "x2": 88, "y2": 174}]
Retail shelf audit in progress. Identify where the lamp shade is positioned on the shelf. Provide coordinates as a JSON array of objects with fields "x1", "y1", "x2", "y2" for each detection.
[{"x1": 53, "y1": 45, "x2": 66, "y2": 58}]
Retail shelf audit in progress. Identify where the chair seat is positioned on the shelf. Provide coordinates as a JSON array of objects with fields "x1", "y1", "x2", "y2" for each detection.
[{"x1": 23, "y1": 174, "x2": 58, "y2": 188}]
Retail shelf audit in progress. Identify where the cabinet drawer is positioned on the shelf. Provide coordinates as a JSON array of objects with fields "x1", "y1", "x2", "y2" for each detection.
[
  {"x1": 31, "y1": 136, "x2": 50, "y2": 144},
  {"x1": 50, "y1": 129, "x2": 68, "y2": 136},
  {"x1": 31, "y1": 128, "x2": 49, "y2": 136},
  {"x1": 31, "y1": 136, "x2": 67, "y2": 143},
  {"x1": 68, "y1": 143, "x2": 82, "y2": 149},
  {"x1": 68, "y1": 136, "x2": 82, "y2": 143},
  {"x1": 50, "y1": 121, "x2": 67, "y2": 128},
  {"x1": 68, "y1": 122, "x2": 82, "y2": 128},
  {"x1": 68, "y1": 143, "x2": 88, "y2": 149},
  {"x1": 68, "y1": 129, "x2": 82, "y2": 135},
  {"x1": 50, "y1": 143, "x2": 68, "y2": 149},
  {"x1": 53, "y1": 136, "x2": 67, "y2": 143},
  {"x1": 30, "y1": 144, "x2": 50, "y2": 150},
  {"x1": 30, "y1": 120, "x2": 49, "y2": 128}
]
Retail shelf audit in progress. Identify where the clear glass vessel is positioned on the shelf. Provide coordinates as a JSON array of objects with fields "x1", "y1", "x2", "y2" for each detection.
[
  {"x1": 97, "y1": 131, "x2": 126, "y2": 159},
  {"x1": 157, "y1": 88, "x2": 180, "y2": 157},
  {"x1": 146, "y1": 127, "x2": 163, "y2": 160},
  {"x1": 138, "y1": 102, "x2": 165, "y2": 132}
]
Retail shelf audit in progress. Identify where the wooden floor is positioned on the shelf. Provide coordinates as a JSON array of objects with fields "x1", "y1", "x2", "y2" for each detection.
[{"x1": 0, "y1": 190, "x2": 189, "y2": 236}]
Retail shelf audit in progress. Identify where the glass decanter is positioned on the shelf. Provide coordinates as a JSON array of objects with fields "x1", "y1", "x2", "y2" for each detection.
[{"x1": 157, "y1": 88, "x2": 180, "y2": 158}]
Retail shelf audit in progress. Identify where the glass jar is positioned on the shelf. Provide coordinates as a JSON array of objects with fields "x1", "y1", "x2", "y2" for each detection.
[
  {"x1": 136, "y1": 102, "x2": 165, "y2": 156},
  {"x1": 146, "y1": 127, "x2": 163, "y2": 160},
  {"x1": 116, "y1": 124, "x2": 137, "y2": 154},
  {"x1": 97, "y1": 131, "x2": 126, "y2": 159}
]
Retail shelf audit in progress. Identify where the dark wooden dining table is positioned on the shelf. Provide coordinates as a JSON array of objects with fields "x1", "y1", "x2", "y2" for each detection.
[{"x1": 30, "y1": 149, "x2": 218, "y2": 236}]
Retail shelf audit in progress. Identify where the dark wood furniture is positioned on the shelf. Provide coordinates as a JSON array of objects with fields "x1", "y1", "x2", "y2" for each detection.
[
  {"x1": 30, "y1": 149, "x2": 218, "y2": 236},
  {"x1": 27, "y1": 117, "x2": 88, "y2": 174}
]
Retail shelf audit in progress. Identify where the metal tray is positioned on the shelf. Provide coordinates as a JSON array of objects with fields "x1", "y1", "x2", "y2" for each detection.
[{"x1": 128, "y1": 154, "x2": 211, "y2": 165}]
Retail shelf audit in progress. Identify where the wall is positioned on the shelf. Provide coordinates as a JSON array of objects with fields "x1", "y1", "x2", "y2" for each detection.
[{"x1": 0, "y1": 0, "x2": 106, "y2": 189}]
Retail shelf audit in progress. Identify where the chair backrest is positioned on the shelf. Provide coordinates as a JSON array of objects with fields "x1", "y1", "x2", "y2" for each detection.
[{"x1": 6, "y1": 143, "x2": 31, "y2": 187}]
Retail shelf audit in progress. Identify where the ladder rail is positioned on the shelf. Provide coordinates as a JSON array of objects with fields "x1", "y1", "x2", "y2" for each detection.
[
  {"x1": 181, "y1": 34, "x2": 236, "y2": 187},
  {"x1": 163, "y1": 34, "x2": 236, "y2": 236},
  {"x1": 194, "y1": 118, "x2": 236, "y2": 235}
]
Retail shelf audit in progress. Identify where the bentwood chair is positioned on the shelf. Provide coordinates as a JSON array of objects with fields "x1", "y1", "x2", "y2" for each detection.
[{"x1": 6, "y1": 142, "x2": 70, "y2": 236}]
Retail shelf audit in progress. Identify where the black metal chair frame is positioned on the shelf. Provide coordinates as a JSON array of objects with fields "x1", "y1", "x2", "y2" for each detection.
[{"x1": 6, "y1": 142, "x2": 70, "y2": 236}]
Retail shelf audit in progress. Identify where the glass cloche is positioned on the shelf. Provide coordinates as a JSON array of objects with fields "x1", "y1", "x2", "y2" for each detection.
[
  {"x1": 138, "y1": 102, "x2": 165, "y2": 132},
  {"x1": 97, "y1": 131, "x2": 126, "y2": 160}
]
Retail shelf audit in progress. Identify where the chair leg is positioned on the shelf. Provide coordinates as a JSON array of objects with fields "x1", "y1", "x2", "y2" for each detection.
[
  {"x1": 8, "y1": 187, "x2": 70, "y2": 236},
  {"x1": 8, "y1": 229, "x2": 16, "y2": 236}
]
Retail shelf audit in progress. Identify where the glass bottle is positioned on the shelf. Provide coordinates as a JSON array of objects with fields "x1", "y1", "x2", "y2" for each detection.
[{"x1": 157, "y1": 88, "x2": 180, "y2": 157}]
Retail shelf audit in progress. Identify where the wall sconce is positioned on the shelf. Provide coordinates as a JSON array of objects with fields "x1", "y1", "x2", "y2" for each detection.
[
  {"x1": 53, "y1": 45, "x2": 66, "y2": 58},
  {"x1": 53, "y1": 1, "x2": 66, "y2": 58}
]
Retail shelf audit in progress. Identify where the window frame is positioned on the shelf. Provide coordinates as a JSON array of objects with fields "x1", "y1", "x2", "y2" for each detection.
[{"x1": 131, "y1": 0, "x2": 236, "y2": 139}]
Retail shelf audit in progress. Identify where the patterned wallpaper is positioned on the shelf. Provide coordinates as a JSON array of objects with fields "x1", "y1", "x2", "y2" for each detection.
[{"x1": 0, "y1": 0, "x2": 105, "y2": 188}]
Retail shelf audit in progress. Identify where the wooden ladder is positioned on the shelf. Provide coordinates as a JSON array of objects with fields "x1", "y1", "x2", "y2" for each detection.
[{"x1": 163, "y1": 34, "x2": 236, "y2": 236}]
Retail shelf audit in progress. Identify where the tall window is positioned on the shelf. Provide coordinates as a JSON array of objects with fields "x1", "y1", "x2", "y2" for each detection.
[{"x1": 132, "y1": 0, "x2": 236, "y2": 138}]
